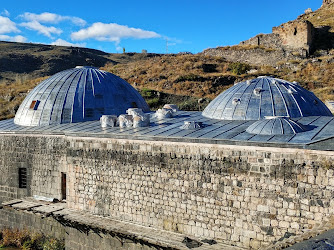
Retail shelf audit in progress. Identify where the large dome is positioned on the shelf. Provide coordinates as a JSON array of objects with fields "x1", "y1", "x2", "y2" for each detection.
[
  {"x1": 202, "y1": 76, "x2": 333, "y2": 120},
  {"x1": 14, "y1": 66, "x2": 150, "y2": 126}
]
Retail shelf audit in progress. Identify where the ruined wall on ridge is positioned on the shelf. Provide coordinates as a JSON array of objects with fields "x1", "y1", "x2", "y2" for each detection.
[{"x1": 272, "y1": 20, "x2": 314, "y2": 52}]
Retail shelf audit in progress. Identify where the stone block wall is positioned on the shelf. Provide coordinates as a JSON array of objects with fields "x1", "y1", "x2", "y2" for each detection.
[
  {"x1": 0, "y1": 207, "x2": 156, "y2": 250},
  {"x1": 0, "y1": 185, "x2": 27, "y2": 204},
  {"x1": 65, "y1": 227, "x2": 156, "y2": 250},
  {"x1": 272, "y1": 20, "x2": 314, "y2": 51},
  {"x1": 65, "y1": 137, "x2": 334, "y2": 249},
  {"x1": 0, "y1": 135, "x2": 66, "y2": 204},
  {"x1": 239, "y1": 33, "x2": 282, "y2": 49},
  {"x1": 1, "y1": 134, "x2": 334, "y2": 248},
  {"x1": 0, "y1": 207, "x2": 65, "y2": 239},
  {"x1": 202, "y1": 47, "x2": 295, "y2": 66}
]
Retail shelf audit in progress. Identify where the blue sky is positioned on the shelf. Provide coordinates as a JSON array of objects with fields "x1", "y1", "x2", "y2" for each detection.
[{"x1": 0, "y1": 0, "x2": 322, "y2": 54}]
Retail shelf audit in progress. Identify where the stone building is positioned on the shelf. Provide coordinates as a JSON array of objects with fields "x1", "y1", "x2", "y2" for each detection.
[
  {"x1": 272, "y1": 20, "x2": 314, "y2": 54},
  {"x1": 240, "y1": 20, "x2": 315, "y2": 56},
  {"x1": 1, "y1": 67, "x2": 334, "y2": 249}
]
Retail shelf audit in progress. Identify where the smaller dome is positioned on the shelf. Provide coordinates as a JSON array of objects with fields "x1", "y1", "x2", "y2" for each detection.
[{"x1": 246, "y1": 117, "x2": 306, "y2": 135}]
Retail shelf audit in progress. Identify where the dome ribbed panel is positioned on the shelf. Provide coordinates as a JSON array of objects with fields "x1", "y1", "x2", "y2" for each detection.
[
  {"x1": 14, "y1": 67, "x2": 150, "y2": 126},
  {"x1": 246, "y1": 117, "x2": 306, "y2": 135},
  {"x1": 202, "y1": 77, "x2": 333, "y2": 120}
]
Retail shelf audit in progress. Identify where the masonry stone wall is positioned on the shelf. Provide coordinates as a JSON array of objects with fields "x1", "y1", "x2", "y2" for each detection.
[
  {"x1": 0, "y1": 207, "x2": 65, "y2": 239},
  {"x1": 0, "y1": 207, "x2": 156, "y2": 250},
  {"x1": 272, "y1": 20, "x2": 314, "y2": 52},
  {"x1": 239, "y1": 33, "x2": 282, "y2": 49},
  {"x1": 0, "y1": 135, "x2": 66, "y2": 204},
  {"x1": 1, "y1": 134, "x2": 334, "y2": 248},
  {"x1": 202, "y1": 47, "x2": 297, "y2": 66}
]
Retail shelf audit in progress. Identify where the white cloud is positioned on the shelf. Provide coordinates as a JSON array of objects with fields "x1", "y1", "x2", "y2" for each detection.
[
  {"x1": 20, "y1": 12, "x2": 86, "y2": 26},
  {"x1": 0, "y1": 35, "x2": 27, "y2": 42},
  {"x1": 50, "y1": 38, "x2": 85, "y2": 47},
  {"x1": 20, "y1": 21, "x2": 62, "y2": 38},
  {"x1": 71, "y1": 22, "x2": 160, "y2": 43},
  {"x1": 1, "y1": 9, "x2": 10, "y2": 17},
  {"x1": 0, "y1": 16, "x2": 20, "y2": 34}
]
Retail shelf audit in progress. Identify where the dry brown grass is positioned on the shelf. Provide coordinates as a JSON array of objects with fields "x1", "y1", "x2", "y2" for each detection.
[
  {"x1": 300, "y1": 3, "x2": 334, "y2": 31},
  {"x1": 1, "y1": 51, "x2": 333, "y2": 121},
  {"x1": 216, "y1": 44, "x2": 276, "y2": 52},
  {"x1": 101, "y1": 54, "x2": 239, "y2": 100},
  {"x1": 101, "y1": 53, "x2": 334, "y2": 104},
  {"x1": 0, "y1": 76, "x2": 47, "y2": 120}
]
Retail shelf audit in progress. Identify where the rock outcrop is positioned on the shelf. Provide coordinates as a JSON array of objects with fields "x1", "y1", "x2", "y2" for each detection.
[{"x1": 323, "y1": 0, "x2": 334, "y2": 6}]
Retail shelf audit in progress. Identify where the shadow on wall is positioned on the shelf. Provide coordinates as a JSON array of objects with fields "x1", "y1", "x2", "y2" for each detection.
[{"x1": 314, "y1": 26, "x2": 334, "y2": 51}]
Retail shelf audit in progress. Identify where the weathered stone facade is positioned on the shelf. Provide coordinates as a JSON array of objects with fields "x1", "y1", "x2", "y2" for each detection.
[
  {"x1": 202, "y1": 46, "x2": 297, "y2": 66},
  {"x1": 0, "y1": 135, "x2": 66, "y2": 202},
  {"x1": 272, "y1": 20, "x2": 314, "y2": 53},
  {"x1": 204, "y1": 15, "x2": 318, "y2": 65},
  {"x1": 1, "y1": 134, "x2": 334, "y2": 248},
  {"x1": 240, "y1": 19, "x2": 315, "y2": 55},
  {"x1": 240, "y1": 33, "x2": 282, "y2": 49}
]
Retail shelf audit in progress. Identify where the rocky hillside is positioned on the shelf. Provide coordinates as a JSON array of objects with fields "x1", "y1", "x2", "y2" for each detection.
[
  {"x1": 0, "y1": 41, "x2": 156, "y2": 82},
  {"x1": 103, "y1": 52, "x2": 334, "y2": 100}
]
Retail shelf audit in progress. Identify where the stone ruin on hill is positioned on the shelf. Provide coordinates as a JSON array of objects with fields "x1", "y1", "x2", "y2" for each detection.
[
  {"x1": 202, "y1": 0, "x2": 333, "y2": 66},
  {"x1": 240, "y1": 20, "x2": 314, "y2": 57}
]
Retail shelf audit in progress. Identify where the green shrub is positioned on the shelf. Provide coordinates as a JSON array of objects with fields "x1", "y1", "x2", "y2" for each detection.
[
  {"x1": 146, "y1": 97, "x2": 160, "y2": 108},
  {"x1": 0, "y1": 228, "x2": 64, "y2": 250},
  {"x1": 140, "y1": 88, "x2": 156, "y2": 98},
  {"x1": 175, "y1": 74, "x2": 202, "y2": 83},
  {"x1": 229, "y1": 62, "x2": 251, "y2": 75},
  {"x1": 42, "y1": 237, "x2": 65, "y2": 250}
]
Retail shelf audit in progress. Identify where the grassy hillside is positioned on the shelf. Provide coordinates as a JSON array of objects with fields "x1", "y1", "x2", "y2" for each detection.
[
  {"x1": 0, "y1": 2, "x2": 333, "y2": 121},
  {"x1": 300, "y1": 2, "x2": 334, "y2": 30},
  {"x1": 0, "y1": 48, "x2": 333, "y2": 121},
  {"x1": 0, "y1": 41, "x2": 156, "y2": 82}
]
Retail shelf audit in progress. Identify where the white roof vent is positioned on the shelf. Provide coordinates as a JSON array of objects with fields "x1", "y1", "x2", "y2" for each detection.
[
  {"x1": 118, "y1": 114, "x2": 133, "y2": 128},
  {"x1": 253, "y1": 88, "x2": 262, "y2": 96},
  {"x1": 155, "y1": 108, "x2": 174, "y2": 119},
  {"x1": 232, "y1": 98, "x2": 241, "y2": 105},
  {"x1": 163, "y1": 104, "x2": 178, "y2": 116},
  {"x1": 133, "y1": 113, "x2": 150, "y2": 128},
  {"x1": 180, "y1": 121, "x2": 204, "y2": 130},
  {"x1": 100, "y1": 115, "x2": 117, "y2": 128},
  {"x1": 126, "y1": 108, "x2": 143, "y2": 116}
]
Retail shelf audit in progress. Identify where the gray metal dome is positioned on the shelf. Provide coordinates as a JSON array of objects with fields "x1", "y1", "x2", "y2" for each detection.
[
  {"x1": 14, "y1": 66, "x2": 150, "y2": 126},
  {"x1": 202, "y1": 76, "x2": 333, "y2": 120},
  {"x1": 246, "y1": 117, "x2": 306, "y2": 135}
]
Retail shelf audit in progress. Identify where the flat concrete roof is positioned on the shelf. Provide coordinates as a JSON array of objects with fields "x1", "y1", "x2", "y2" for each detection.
[{"x1": 0, "y1": 111, "x2": 334, "y2": 151}]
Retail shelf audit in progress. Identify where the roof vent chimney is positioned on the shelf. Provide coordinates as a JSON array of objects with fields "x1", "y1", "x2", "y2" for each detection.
[{"x1": 180, "y1": 121, "x2": 204, "y2": 130}]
